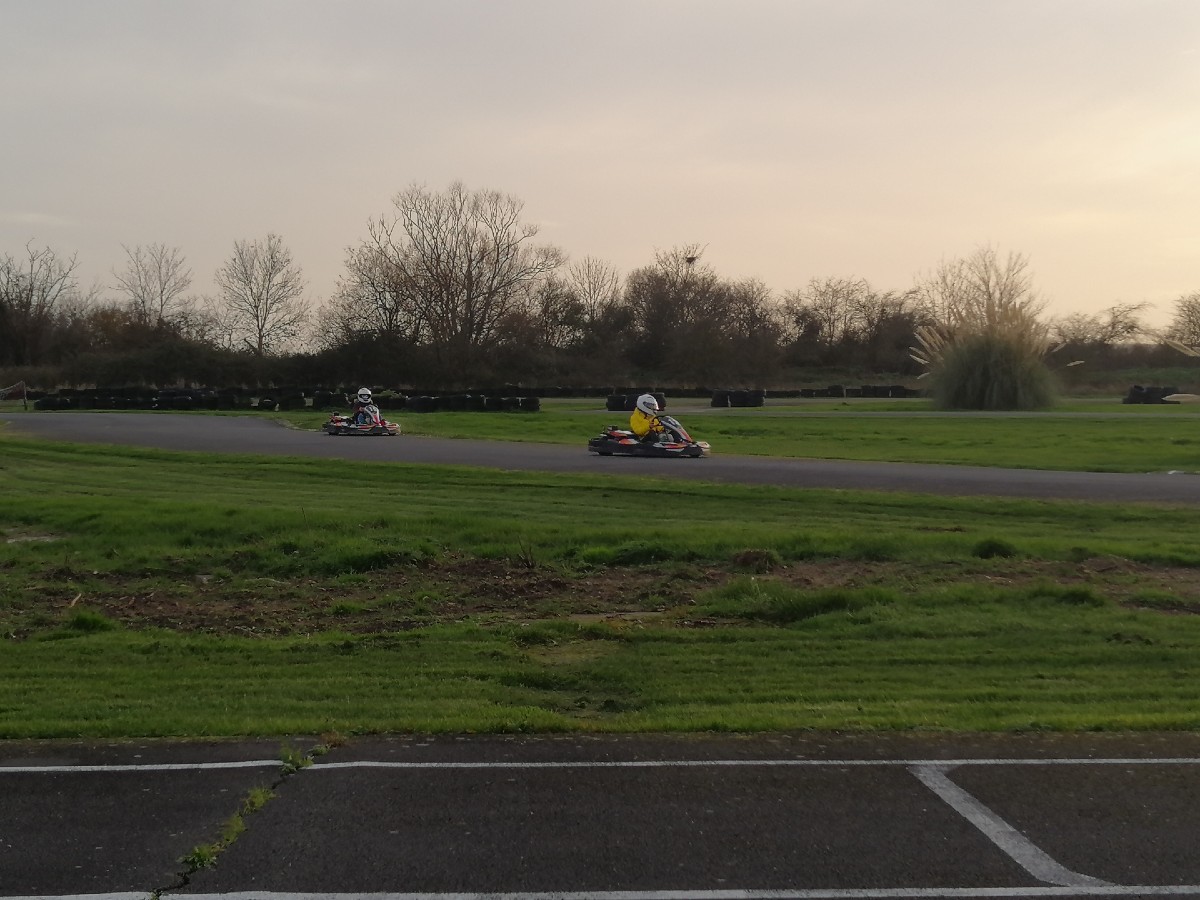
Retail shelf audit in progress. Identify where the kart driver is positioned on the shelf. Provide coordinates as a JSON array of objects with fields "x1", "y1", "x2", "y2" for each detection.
[
  {"x1": 349, "y1": 387, "x2": 377, "y2": 424},
  {"x1": 630, "y1": 393, "x2": 668, "y2": 442}
]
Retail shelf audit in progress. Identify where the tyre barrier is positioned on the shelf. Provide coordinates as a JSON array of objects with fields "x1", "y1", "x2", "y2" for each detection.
[
  {"x1": 1123, "y1": 385, "x2": 1180, "y2": 404},
  {"x1": 605, "y1": 391, "x2": 668, "y2": 412},
  {"x1": 398, "y1": 393, "x2": 539, "y2": 413}
]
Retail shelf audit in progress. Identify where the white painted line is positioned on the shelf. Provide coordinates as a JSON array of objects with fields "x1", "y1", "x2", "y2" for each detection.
[
  {"x1": 0, "y1": 760, "x2": 281, "y2": 773},
  {"x1": 2, "y1": 757, "x2": 1197, "y2": 774},
  {"x1": 163, "y1": 885, "x2": 1200, "y2": 898},
  {"x1": 307, "y1": 757, "x2": 1200, "y2": 771},
  {"x1": 911, "y1": 764, "x2": 1111, "y2": 888}
]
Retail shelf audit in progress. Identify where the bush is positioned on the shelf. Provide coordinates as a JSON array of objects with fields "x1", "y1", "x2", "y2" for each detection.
[{"x1": 928, "y1": 332, "x2": 1057, "y2": 411}]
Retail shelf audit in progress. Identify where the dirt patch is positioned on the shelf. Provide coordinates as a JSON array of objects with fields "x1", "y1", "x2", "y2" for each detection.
[{"x1": 6, "y1": 554, "x2": 1200, "y2": 640}]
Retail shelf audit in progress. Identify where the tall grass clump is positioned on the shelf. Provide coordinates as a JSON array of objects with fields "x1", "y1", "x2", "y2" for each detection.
[{"x1": 912, "y1": 247, "x2": 1059, "y2": 411}]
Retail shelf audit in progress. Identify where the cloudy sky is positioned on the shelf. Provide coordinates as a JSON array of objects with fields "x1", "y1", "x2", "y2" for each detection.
[{"x1": 4, "y1": 0, "x2": 1198, "y2": 326}]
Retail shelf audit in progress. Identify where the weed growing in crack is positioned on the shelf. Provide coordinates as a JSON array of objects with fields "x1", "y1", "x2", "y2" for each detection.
[
  {"x1": 279, "y1": 744, "x2": 312, "y2": 775},
  {"x1": 179, "y1": 842, "x2": 218, "y2": 870},
  {"x1": 178, "y1": 784, "x2": 276, "y2": 873}
]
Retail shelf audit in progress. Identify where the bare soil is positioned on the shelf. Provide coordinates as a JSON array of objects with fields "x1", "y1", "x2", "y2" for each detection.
[{"x1": 7, "y1": 554, "x2": 1200, "y2": 640}]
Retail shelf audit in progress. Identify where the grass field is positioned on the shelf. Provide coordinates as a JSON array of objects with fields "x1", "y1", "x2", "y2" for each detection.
[{"x1": 3, "y1": 401, "x2": 1200, "y2": 738}]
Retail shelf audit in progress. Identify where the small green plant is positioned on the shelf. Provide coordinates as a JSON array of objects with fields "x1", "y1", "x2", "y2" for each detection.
[
  {"x1": 700, "y1": 578, "x2": 893, "y2": 624},
  {"x1": 512, "y1": 535, "x2": 539, "y2": 569},
  {"x1": 731, "y1": 548, "x2": 782, "y2": 573},
  {"x1": 179, "y1": 784, "x2": 275, "y2": 874},
  {"x1": 180, "y1": 843, "x2": 219, "y2": 870},
  {"x1": 65, "y1": 609, "x2": 118, "y2": 633},
  {"x1": 1126, "y1": 590, "x2": 1198, "y2": 613},
  {"x1": 239, "y1": 786, "x2": 275, "y2": 819},
  {"x1": 1028, "y1": 583, "x2": 1108, "y2": 607},
  {"x1": 973, "y1": 538, "x2": 1019, "y2": 559},
  {"x1": 279, "y1": 744, "x2": 312, "y2": 775},
  {"x1": 579, "y1": 540, "x2": 683, "y2": 566},
  {"x1": 329, "y1": 601, "x2": 365, "y2": 616}
]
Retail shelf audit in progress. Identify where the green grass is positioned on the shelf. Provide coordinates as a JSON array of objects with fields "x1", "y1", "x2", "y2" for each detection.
[
  {"x1": 3, "y1": 435, "x2": 1200, "y2": 737},
  {"x1": 4, "y1": 439, "x2": 1200, "y2": 582},
  {"x1": 5, "y1": 595, "x2": 1199, "y2": 736}
]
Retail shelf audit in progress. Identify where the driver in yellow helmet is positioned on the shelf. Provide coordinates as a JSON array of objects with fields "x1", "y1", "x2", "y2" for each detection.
[{"x1": 630, "y1": 393, "x2": 668, "y2": 442}]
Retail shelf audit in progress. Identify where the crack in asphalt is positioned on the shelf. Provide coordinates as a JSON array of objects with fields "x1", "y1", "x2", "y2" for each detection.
[{"x1": 152, "y1": 739, "x2": 334, "y2": 897}]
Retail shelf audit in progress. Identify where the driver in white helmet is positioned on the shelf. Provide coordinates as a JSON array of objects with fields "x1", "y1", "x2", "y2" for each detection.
[
  {"x1": 629, "y1": 393, "x2": 668, "y2": 442},
  {"x1": 349, "y1": 387, "x2": 378, "y2": 425}
]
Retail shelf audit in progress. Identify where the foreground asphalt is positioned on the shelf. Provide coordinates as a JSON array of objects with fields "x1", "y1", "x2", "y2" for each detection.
[
  {"x1": 4, "y1": 410, "x2": 1200, "y2": 503},
  {"x1": 3, "y1": 732, "x2": 1200, "y2": 898}
]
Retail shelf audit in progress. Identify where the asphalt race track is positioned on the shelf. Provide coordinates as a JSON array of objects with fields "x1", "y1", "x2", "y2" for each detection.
[
  {"x1": 4, "y1": 732, "x2": 1200, "y2": 899},
  {"x1": 4, "y1": 410, "x2": 1200, "y2": 504}
]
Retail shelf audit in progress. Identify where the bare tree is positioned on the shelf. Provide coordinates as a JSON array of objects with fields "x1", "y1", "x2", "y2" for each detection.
[
  {"x1": 1052, "y1": 302, "x2": 1149, "y2": 347},
  {"x1": 0, "y1": 242, "x2": 89, "y2": 366},
  {"x1": 624, "y1": 244, "x2": 723, "y2": 369},
  {"x1": 321, "y1": 239, "x2": 427, "y2": 350},
  {"x1": 566, "y1": 257, "x2": 622, "y2": 334},
  {"x1": 1165, "y1": 293, "x2": 1200, "y2": 349},
  {"x1": 112, "y1": 243, "x2": 193, "y2": 326},
  {"x1": 913, "y1": 246, "x2": 1046, "y2": 330},
  {"x1": 363, "y1": 181, "x2": 565, "y2": 380},
  {"x1": 783, "y1": 277, "x2": 872, "y2": 347},
  {"x1": 213, "y1": 234, "x2": 309, "y2": 356}
]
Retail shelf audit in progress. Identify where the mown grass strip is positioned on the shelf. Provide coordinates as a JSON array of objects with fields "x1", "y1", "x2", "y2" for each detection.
[
  {"x1": 4, "y1": 601, "x2": 1199, "y2": 737},
  {"x1": 3, "y1": 436, "x2": 1200, "y2": 737},
  {"x1": 4, "y1": 439, "x2": 1200, "y2": 582}
]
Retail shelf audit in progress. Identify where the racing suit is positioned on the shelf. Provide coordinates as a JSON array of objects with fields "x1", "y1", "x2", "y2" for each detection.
[{"x1": 630, "y1": 408, "x2": 665, "y2": 441}]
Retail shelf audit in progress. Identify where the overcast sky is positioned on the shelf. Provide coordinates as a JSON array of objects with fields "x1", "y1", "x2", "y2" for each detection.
[{"x1": 4, "y1": 0, "x2": 1198, "y2": 326}]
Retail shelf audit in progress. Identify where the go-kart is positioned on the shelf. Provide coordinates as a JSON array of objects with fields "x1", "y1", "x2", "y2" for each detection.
[
  {"x1": 324, "y1": 405, "x2": 400, "y2": 436},
  {"x1": 587, "y1": 414, "x2": 709, "y2": 458}
]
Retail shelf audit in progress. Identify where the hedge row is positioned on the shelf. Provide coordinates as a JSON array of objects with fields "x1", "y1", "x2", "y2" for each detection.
[
  {"x1": 27, "y1": 383, "x2": 925, "y2": 413},
  {"x1": 397, "y1": 395, "x2": 540, "y2": 413},
  {"x1": 605, "y1": 392, "x2": 668, "y2": 412}
]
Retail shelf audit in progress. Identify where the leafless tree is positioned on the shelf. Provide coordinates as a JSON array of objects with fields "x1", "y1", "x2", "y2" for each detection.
[
  {"x1": 781, "y1": 276, "x2": 919, "y2": 369},
  {"x1": 361, "y1": 181, "x2": 564, "y2": 380},
  {"x1": 1052, "y1": 302, "x2": 1149, "y2": 347},
  {"x1": 0, "y1": 242, "x2": 92, "y2": 366},
  {"x1": 500, "y1": 275, "x2": 579, "y2": 351},
  {"x1": 622, "y1": 246, "x2": 785, "y2": 383},
  {"x1": 625, "y1": 244, "x2": 722, "y2": 335},
  {"x1": 913, "y1": 246, "x2": 1046, "y2": 330},
  {"x1": 213, "y1": 234, "x2": 309, "y2": 356},
  {"x1": 566, "y1": 257, "x2": 622, "y2": 331},
  {"x1": 112, "y1": 243, "x2": 193, "y2": 327},
  {"x1": 320, "y1": 239, "x2": 427, "y2": 352},
  {"x1": 783, "y1": 277, "x2": 873, "y2": 347},
  {"x1": 1165, "y1": 293, "x2": 1200, "y2": 349}
]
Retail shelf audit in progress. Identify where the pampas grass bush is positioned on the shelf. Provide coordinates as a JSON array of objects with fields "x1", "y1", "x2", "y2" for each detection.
[
  {"x1": 926, "y1": 331, "x2": 1058, "y2": 410},
  {"x1": 912, "y1": 247, "x2": 1059, "y2": 411}
]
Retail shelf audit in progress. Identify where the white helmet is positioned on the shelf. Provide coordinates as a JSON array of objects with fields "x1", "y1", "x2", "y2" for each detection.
[
  {"x1": 635, "y1": 393, "x2": 659, "y2": 416},
  {"x1": 356, "y1": 387, "x2": 372, "y2": 403}
]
